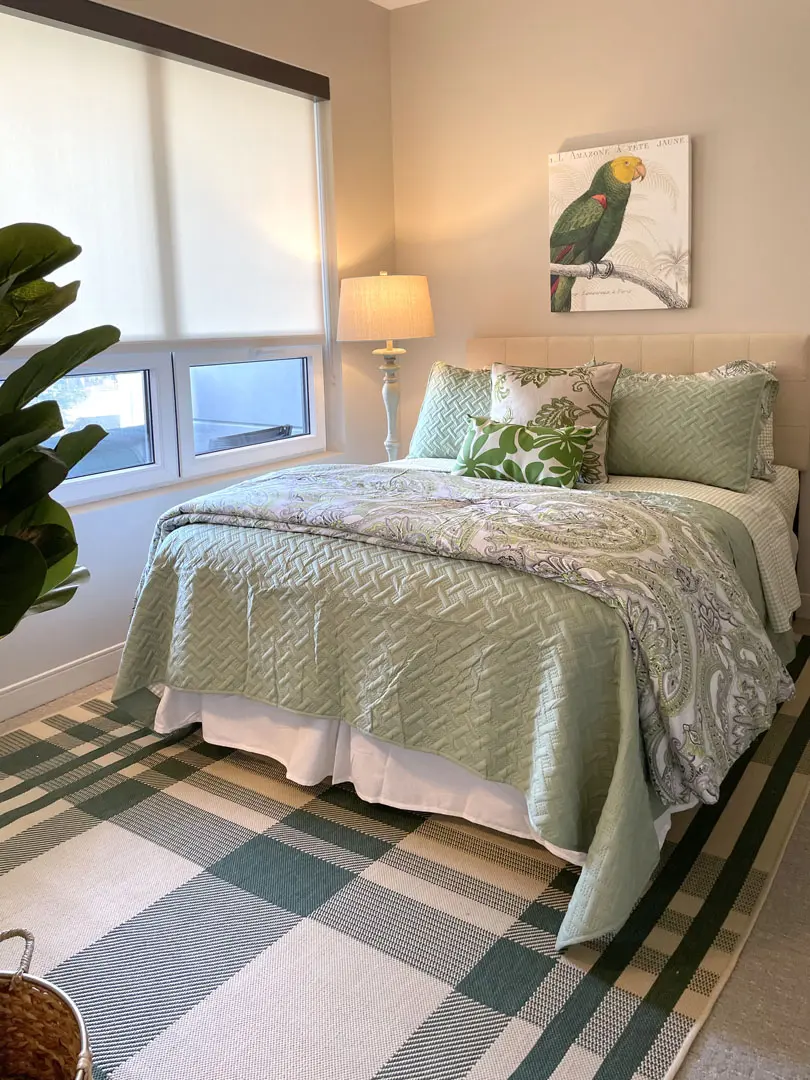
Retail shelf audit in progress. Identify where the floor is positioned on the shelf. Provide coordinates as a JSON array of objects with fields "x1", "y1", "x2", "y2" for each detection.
[
  {"x1": 3, "y1": 680, "x2": 809, "y2": 1080},
  {"x1": 679, "y1": 804, "x2": 810, "y2": 1079},
  {"x1": 0, "y1": 677, "x2": 117, "y2": 737}
]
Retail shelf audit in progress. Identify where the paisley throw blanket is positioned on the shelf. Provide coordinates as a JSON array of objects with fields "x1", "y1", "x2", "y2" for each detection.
[{"x1": 149, "y1": 464, "x2": 792, "y2": 808}]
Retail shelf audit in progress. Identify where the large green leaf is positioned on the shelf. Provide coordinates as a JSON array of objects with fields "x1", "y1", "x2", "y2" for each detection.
[
  {"x1": 517, "y1": 427, "x2": 536, "y2": 453},
  {"x1": 0, "y1": 400, "x2": 64, "y2": 469},
  {"x1": 501, "y1": 458, "x2": 525, "y2": 483},
  {"x1": 15, "y1": 522, "x2": 76, "y2": 569},
  {"x1": 54, "y1": 423, "x2": 107, "y2": 472},
  {"x1": 1, "y1": 449, "x2": 41, "y2": 486},
  {"x1": 0, "y1": 223, "x2": 81, "y2": 303},
  {"x1": 0, "y1": 324, "x2": 121, "y2": 413},
  {"x1": 30, "y1": 566, "x2": 90, "y2": 616},
  {"x1": 0, "y1": 279, "x2": 80, "y2": 356},
  {"x1": 0, "y1": 226, "x2": 114, "y2": 636},
  {"x1": 13, "y1": 496, "x2": 78, "y2": 594},
  {"x1": 470, "y1": 463, "x2": 500, "y2": 479},
  {"x1": 470, "y1": 430, "x2": 491, "y2": 458},
  {"x1": 28, "y1": 584, "x2": 79, "y2": 616},
  {"x1": 0, "y1": 534, "x2": 47, "y2": 635},
  {"x1": 475, "y1": 447, "x2": 508, "y2": 466},
  {"x1": 57, "y1": 565, "x2": 89, "y2": 589},
  {"x1": 499, "y1": 426, "x2": 520, "y2": 455},
  {"x1": 0, "y1": 449, "x2": 67, "y2": 527}
]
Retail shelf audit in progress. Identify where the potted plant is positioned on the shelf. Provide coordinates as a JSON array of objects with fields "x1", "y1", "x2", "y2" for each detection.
[{"x1": 0, "y1": 223, "x2": 120, "y2": 636}]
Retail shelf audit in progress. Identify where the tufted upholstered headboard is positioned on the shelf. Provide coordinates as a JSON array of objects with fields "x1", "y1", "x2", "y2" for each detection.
[{"x1": 466, "y1": 334, "x2": 810, "y2": 617}]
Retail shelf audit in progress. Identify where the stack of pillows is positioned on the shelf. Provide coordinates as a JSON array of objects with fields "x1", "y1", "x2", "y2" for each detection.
[{"x1": 408, "y1": 359, "x2": 779, "y2": 492}]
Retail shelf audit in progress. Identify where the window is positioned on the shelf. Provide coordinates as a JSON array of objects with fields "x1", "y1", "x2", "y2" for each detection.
[
  {"x1": 190, "y1": 358, "x2": 310, "y2": 456},
  {"x1": 0, "y1": 352, "x2": 180, "y2": 504},
  {"x1": 1, "y1": 346, "x2": 326, "y2": 504},
  {"x1": 174, "y1": 347, "x2": 325, "y2": 480},
  {"x1": 0, "y1": 7, "x2": 334, "y2": 502},
  {"x1": 39, "y1": 372, "x2": 154, "y2": 478}
]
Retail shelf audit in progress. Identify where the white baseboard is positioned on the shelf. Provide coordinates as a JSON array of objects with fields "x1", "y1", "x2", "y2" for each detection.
[{"x1": 0, "y1": 642, "x2": 124, "y2": 723}]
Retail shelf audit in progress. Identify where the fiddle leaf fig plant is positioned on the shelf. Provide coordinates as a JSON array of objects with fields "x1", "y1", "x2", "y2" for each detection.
[{"x1": 0, "y1": 223, "x2": 121, "y2": 636}]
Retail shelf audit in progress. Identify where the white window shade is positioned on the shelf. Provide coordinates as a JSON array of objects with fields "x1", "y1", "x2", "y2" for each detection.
[
  {"x1": 0, "y1": 14, "x2": 325, "y2": 343},
  {"x1": 161, "y1": 59, "x2": 324, "y2": 338},
  {"x1": 0, "y1": 14, "x2": 164, "y2": 342}
]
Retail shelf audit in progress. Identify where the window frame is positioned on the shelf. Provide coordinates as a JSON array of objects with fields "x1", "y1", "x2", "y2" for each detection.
[
  {"x1": 172, "y1": 343, "x2": 327, "y2": 481},
  {"x1": 0, "y1": 349, "x2": 180, "y2": 507}
]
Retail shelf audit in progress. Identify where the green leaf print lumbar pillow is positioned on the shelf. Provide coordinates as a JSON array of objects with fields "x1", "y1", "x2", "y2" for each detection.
[
  {"x1": 452, "y1": 418, "x2": 596, "y2": 487},
  {"x1": 490, "y1": 362, "x2": 621, "y2": 484}
]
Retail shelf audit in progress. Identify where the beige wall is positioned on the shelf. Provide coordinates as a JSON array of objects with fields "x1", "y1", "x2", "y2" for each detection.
[{"x1": 390, "y1": 0, "x2": 810, "y2": 445}]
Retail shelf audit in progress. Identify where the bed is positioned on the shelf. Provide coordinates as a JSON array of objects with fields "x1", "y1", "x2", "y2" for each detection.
[{"x1": 114, "y1": 332, "x2": 808, "y2": 949}]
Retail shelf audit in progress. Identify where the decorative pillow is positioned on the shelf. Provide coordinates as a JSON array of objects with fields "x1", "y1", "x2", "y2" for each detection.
[
  {"x1": 408, "y1": 362, "x2": 492, "y2": 459},
  {"x1": 452, "y1": 417, "x2": 596, "y2": 487},
  {"x1": 607, "y1": 371, "x2": 769, "y2": 492},
  {"x1": 701, "y1": 361, "x2": 778, "y2": 480},
  {"x1": 611, "y1": 361, "x2": 779, "y2": 480},
  {"x1": 490, "y1": 362, "x2": 621, "y2": 484}
]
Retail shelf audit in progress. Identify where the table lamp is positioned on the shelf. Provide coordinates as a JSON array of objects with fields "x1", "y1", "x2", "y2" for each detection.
[{"x1": 337, "y1": 272, "x2": 435, "y2": 461}]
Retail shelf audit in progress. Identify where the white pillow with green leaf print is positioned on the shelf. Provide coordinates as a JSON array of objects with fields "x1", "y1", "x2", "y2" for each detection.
[
  {"x1": 452, "y1": 417, "x2": 596, "y2": 487},
  {"x1": 490, "y1": 362, "x2": 621, "y2": 484}
]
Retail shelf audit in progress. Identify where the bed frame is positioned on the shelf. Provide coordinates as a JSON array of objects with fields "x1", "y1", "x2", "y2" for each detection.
[{"x1": 467, "y1": 333, "x2": 810, "y2": 618}]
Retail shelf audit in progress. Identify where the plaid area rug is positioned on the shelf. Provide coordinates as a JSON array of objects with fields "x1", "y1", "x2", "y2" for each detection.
[{"x1": 2, "y1": 643, "x2": 809, "y2": 1080}]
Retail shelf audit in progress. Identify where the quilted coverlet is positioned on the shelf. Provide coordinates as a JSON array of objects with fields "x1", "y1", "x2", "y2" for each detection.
[{"x1": 116, "y1": 465, "x2": 792, "y2": 947}]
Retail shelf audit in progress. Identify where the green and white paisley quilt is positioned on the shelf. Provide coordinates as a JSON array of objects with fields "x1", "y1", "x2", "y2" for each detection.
[{"x1": 116, "y1": 464, "x2": 792, "y2": 948}]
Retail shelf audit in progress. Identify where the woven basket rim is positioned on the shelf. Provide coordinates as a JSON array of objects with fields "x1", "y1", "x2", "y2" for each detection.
[{"x1": 0, "y1": 968, "x2": 90, "y2": 1053}]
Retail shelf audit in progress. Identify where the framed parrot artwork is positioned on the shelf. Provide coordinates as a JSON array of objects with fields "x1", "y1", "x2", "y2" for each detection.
[{"x1": 549, "y1": 135, "x2": 691, "y2": 312}]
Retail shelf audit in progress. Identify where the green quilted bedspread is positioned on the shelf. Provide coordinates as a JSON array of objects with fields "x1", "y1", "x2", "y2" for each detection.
[{"x1": 115, "y1": 465, "x2": 791, "y2": 948}]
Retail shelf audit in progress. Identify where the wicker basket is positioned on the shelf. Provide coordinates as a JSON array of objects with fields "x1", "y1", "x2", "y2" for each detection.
[{"x1": 0, "y1": 929, "x2": 91, "y2": 1080}]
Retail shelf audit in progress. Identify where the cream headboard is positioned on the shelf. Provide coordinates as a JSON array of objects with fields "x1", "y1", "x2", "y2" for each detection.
[{"x1": 467, "y1": 334, "x2": 810, "y2": 471}]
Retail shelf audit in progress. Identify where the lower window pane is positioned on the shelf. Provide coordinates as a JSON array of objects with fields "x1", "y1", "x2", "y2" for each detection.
[
  {"x1": 40, "y1": 371, "x2": 154, "y2": 478},
  {"x1": 190, "y1": 356, "x2": 310, "y2": 456}
]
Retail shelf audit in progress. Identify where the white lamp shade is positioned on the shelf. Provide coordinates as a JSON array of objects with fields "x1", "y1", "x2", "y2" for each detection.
[{"x1": 337, "y1": 274, "x2": 435, "y2": 343}]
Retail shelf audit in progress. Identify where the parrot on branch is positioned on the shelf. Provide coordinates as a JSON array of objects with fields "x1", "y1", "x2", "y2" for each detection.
[{"x1": 550, "y1": 155, "x2": 646, "y2": 312}]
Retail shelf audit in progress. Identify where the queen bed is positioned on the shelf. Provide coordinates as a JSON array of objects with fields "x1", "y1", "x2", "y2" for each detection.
[{"x1": 114, "y1": 333, "x2": 808, "y2": 949}]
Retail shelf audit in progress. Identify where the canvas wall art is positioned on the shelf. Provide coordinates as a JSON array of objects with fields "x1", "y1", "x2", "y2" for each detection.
[{"x1": 549, "y1": 135, "x2": 691, "y2": 312}]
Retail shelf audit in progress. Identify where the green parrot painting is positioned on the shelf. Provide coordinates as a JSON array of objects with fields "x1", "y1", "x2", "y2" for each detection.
[{"x1": 550, "y1": 155, "x2": 646, "y2": 312}]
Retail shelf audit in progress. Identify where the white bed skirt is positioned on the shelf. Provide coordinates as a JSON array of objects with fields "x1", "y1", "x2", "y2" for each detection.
[{"x1": 156, "y1": 689, "x2": 675, "y2": 866}]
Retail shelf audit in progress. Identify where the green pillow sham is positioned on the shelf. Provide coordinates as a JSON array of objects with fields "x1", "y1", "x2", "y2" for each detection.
[
  {"x1": 607, "y1": 371, "x2": 768, "y2": 492},
  {"x1": 609, "y1": 362, "x2": 779, "y2": 480},
  {"x1": 699, "y1": 360, "x2": 778, "y2": 480},
  {"x1": 452, "y1": 417, "x2": 596, "y2": 487},
  {"x1": 408, "y1": 362, "x2": 492, "y2": 459}
]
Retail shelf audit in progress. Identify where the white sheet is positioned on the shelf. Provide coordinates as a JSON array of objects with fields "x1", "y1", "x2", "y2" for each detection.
[
  {"x1": 769, "y1": 464, "x2": 801, "y2": 527},
  {"x1": 155, "y1": 688, "x2": 678, "y2": 864}
]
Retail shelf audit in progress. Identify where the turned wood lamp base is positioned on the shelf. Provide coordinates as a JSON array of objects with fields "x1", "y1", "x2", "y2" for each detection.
[{"x1": 372, "y1": 340, "x2": 406, "y2": 462}]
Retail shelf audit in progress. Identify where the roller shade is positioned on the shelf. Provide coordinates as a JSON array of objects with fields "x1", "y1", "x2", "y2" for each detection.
[{"x1": 0, "y1": 12, "x2": 325, "y2": 343}]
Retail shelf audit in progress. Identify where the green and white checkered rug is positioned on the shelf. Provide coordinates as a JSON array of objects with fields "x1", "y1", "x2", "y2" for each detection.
[{"x1": 2, "y1": 641, "x2": 810, "y2": 1080}]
